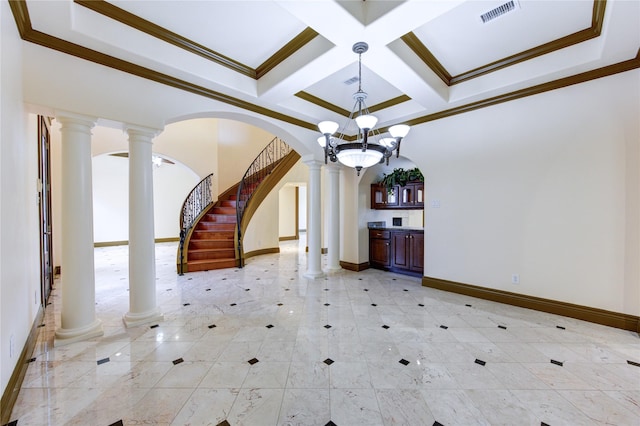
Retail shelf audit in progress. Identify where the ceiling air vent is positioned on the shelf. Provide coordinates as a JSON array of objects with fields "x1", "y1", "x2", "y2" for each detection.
[
  {"x1": 343, "y1": 76, "x2": 359, "y2": 85},
  {"x1": 480, "y1": 0, "x2": 519, "y2": 24}
]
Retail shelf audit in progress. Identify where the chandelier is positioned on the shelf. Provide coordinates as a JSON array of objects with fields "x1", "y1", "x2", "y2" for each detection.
[{"x1": 317, "y1": 42, "x2": 410, "y2": 176}]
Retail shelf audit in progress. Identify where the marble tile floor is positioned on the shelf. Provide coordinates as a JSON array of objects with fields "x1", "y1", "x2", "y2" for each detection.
[{"x1": 7, "y1": 240, "x2": 640, "y2": 426}]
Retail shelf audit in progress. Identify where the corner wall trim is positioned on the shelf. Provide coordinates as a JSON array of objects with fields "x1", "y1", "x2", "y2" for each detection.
[
  {"x1": 422, "y1": 276, "x2": 640, "y2": 333},
  {"x1": 279, "y1": 236, "x2": 298, "y2": 241},
  {"x1": 94, "y1": 237, "x2": 180, "y2": 247},
  {"x1": 1, "y1": 306, "x2": 45, "y2": 424},
  {"x1": 340, "y1": 261, "x2": 370, "y2": 272}
]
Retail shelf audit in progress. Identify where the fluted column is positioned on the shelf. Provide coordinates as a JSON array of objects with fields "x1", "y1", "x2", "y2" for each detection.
[
  {"x1": 123, "y1": 126, "x2": 164, "y2": 327},
  {"x1": 304, "y1": 159, "x2": 324, "y2": 279},
  {"x1": 326, "y1": 165, "x2": 341, "y2": 272},
  {"x1": 55, "y1": 113, "x2": 103, "y2": 346}
]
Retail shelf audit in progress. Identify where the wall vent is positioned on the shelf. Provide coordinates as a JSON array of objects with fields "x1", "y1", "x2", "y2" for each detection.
[
  {"x1": 343, "y1": 76, "x2": 359, "y2": 85},
  {"x1": 480, "y1": 0, "x2": 519, "y2": 24}
]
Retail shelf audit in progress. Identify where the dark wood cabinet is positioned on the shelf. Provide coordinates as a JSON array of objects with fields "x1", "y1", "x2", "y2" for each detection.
[
  {"x1": 369, "y1": 228, "x2": 424, "y2": 276},
  {"x1": 369, "y1": 230, "x2": 391, "y2": 268},
  {"x1": 371, "y1": 181, "x2": 423, "y2": 210},
  {"x1": 371, "y1": 184, "x2": 398, "y2": 209}
]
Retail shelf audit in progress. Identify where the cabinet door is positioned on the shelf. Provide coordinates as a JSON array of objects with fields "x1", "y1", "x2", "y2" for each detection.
[
  {"x1": 386, "y1": 186, "x2": 399, "y2": 208},
  {"x1": 370, "y1": 238, "x2": 391, "y2": 267},
  {"x1": 414, "y1": 183, "x2": 424, "y2": 208},
  {"x1": 409, "y1": 232, "x2": 424, "y2": 272},
  {"x1": 391, "y1": 232, "x2": 410, "y2": 269},
  {"x1": 371, "y1": 185, "x2": 385, "y2": 209}
]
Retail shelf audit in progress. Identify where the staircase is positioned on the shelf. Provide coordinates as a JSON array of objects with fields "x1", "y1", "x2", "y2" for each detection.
[
  {"x1": 186, "y1": 193, "x2": 239, "y2": 272},
  {"x1": 177, "y1": 137, "x2": 299, "y2": 274}
]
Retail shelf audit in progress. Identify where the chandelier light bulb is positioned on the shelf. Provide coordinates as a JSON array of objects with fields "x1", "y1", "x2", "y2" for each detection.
[
  {"x1": 355, "y1": 114, "x2": 377, "y2": 131},
  {"x1": 389, "y1": 124, "x2": 410, "y2": 138},
  {"x1": 318, "y1": 120, "x2": 339, "y2": 135}
]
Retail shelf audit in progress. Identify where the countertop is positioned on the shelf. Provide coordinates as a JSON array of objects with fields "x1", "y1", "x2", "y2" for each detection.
[{"x1": 368, "y1": 226, "x2": 424, "y2": 232}]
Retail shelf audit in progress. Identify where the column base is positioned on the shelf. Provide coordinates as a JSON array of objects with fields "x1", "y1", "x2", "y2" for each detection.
[
  {"x1": 326, "y1": 266, "x2": 343, "y2": 273},
  {"x1": 303, "y1": 270, "x2": 326, "y2": 279},
  {"x1": 123, "y1": 308, "x2": 164, "y2": 328},
  {"x1": 54, "y1": 319, "x2": 103, "y2": 347}
]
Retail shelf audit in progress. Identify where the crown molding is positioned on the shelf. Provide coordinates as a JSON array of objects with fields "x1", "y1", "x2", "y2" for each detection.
[
  {"x1": 402, "y1": 0, "x2": 607, "y2": 86},
  {"x1": 10, "y1": 0, "x2": 639, "y2": 139},
  {"x1": 74, "y1": 0, "x2": 318, "y2": 81},
  {"x1": 295, "y1": 91, "x2": 412, "y2": 118}
]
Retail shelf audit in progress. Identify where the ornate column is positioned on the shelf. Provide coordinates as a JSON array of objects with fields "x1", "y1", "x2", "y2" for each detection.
[
  {"x1": 304, "y1": 158, "x2": 324, "y2": 279},
  {"x1": 123, "y1": 126, "x2": 164, "y2": 327},
  {"x1": 55, "y1": 113, "x2": 103, "y2": 345},
  {"x1": 326, "y1": 165, "x2": 341, "y2": 272}
]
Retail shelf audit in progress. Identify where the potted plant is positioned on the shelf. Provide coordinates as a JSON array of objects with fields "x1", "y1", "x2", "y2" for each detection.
[{"x1": 380, "y1": 167, "x2": 423, "y2": 193}]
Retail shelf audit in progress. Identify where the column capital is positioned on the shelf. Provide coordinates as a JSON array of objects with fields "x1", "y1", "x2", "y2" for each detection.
[
  {"x1": 302, "y1": 156, "x2": 324, "y2": 170},
  {"x1": 326, "y1": 163, "x2": 341, "y2": 174},
  {"x1": 126, "y1": 125, "x2": 162, "y2": 144},
  {"x1": 55, "y1": 111, "x2": 97, "y2": 131}
]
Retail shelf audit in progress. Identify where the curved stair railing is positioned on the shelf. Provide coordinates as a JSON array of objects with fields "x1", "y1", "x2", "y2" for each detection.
[
  {"x1": 178, "y1": 173, "x2": 213, "y2": 275},
  {"x1": 236, "y1": 137, "x2": 292, "y2": 266}
]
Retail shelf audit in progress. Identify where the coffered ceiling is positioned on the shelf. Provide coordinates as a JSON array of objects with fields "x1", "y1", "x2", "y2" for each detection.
[{"x1": 11, "y1": 0, "x2": 640, "y2": 133}]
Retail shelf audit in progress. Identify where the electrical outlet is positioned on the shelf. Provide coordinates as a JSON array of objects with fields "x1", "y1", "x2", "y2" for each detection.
[{"x1": 511, "y1": 274, "x2": 520, "y2": 284}]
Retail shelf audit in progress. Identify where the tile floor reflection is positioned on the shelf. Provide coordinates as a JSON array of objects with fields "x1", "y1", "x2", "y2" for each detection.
[{"x1": 8, "y1": 240, "x2": 640, "y2": 425}]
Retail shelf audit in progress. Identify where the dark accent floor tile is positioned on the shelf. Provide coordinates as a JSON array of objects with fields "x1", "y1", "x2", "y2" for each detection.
[
  {"x1": 245, "y1": 288, "x2": 250, "y2": 291},
  {"x1": 358, "y1": 278, "x2": 363, "y2": 280},
  {"x1": 206, "y1": 288, "x2": 211, "y2": 291},
  {"x1": 167, "y1": 288, "x2": 172, "y2": 291},
  {"x1": 324, "y1": 303, "x2": 330, "y2": 306},
  {"x1": 325, "y1": 422, "x2": 337, "y2": 426},
  {"x1": 183, "y1": 303, "x2": 190, "y2": 306},
  {"x1": 324, "y1": 288, "x2": 329, "y2": 291},
  {"x1": 382, "y1": 325, "x2": 390, "y2": 329},
  {"x1": 465, "y1": 304, "x2": 472, "y2": 307},
  {"x1": 217, "y1": 421, "x2": 231, "y2": 426},
  {"x1": 556, "y1": 325, "x2": 566, "y2": 330},
  {"x1": 27, "y1": 357, "x2": 36, "y2": 363},
  {"x1": 418, "y1": 304, "x2": 425, "y2": 307},
  {"x1": 439, "y1": 325, "x2": 448, "y2": 330},
  {"x1": 541, "y1": 423, "x2": 550, "y2": 426},
  {"x1": 173, "y1": 358, "x2": 184, "y2": 365},
  {"x1": 627, "y1": 360, "x2": 640, "y2": 367},
  {"x1": 371, "y1": 303, "x2": 377, "y2": 307},
  {"x1": 108, "y1": 421, "x2": 124, "y2": 426},
  {"x1": 248, "y1": 358, "x2": 259, "y2": 365},
  {"x1": 222, "y1": 278, "x2": 227, "y2": 280},
  {"x1": 97, "y1": 357, "x2": 110, "y2": 365},
  {"x1": 208, "y1": 324, "x2": 217, "y2": 329},
  {"x1": 392, "y1": 278, "x2": 397, "y2": 281},
  {"x1": 550, "y1": 359, "x2": 563, "y2": 367},
  {"x1": 256, "y1": 278, "x2": 260, "y2": 280},
  {"x1": 37, "y1": 323, "x2": 45, "y2": 328},
  {"x1": 363, "y1": 289, "x2": 369, "y2": 291},
  {"x1": 498, "y1": 325, "x2": 507, "y2": 330},
  {"x1": 266, "y1": 324, "x2": 274, "y2": 329},
  {"x1": 399, "y1": 359, "x2": 410, "y2": 366},
  {"x1": 187, "y1": 277, "x2": 192, "y2": 280},
  {"x1": 433, "y1": 422, "x2": 444, "y2": 426},
  {"x1": 230, "y1": 303, "x2": 237, "y2": 306},
  {"x1": 150, "y1": 324, "x2": 159, "y2": 329},
  {"x1": 324, "y1": 325, "x2": 332, "y2": 329},
  {"x1": 277, "y1": 303, "x2": 283, "y2": 306},
  {"x1": 403, "y1": 289, "x2": 408, "y2": 292},
  {"x1": 324, "y1": 358, "x2": 334, "y2": 365},
  {"x1": 475, "y1": 359, "x2": 486, "y2": 366}
]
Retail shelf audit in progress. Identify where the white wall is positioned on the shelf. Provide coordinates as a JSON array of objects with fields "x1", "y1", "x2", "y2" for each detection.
[
  {"x1": 92, "y1": 154, "x2": 199, "y2": 243},
  {"x1": 298, "y1": 185, "x2": 307, "y2": 232},
  {"x1": 279, "y1": 185, "x2": 297, "y2": 239},
  {"x1": 243, "y1": 160, "x2": 309, "y2": 253},
  {"x1": 402, "y1": 70, "x2": 640, "y2": 315},
  {"x1": 0, "y1": 2, "x2": 42, "y2": 397}
]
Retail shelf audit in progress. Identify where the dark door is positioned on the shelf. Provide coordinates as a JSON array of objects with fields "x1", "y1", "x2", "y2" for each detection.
[
  {"x1": 391, "y1": 232, "x2": 409, "y2": 269},
  {"x1": 370, "y1": 238, "x2": 391, "y2": 267},
  {"x1": 410, "y1": 233, "x2": 424, "y2": 272},
  {"x1": 38, "y1": 116, "x2": 54, "y2": 305}
]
